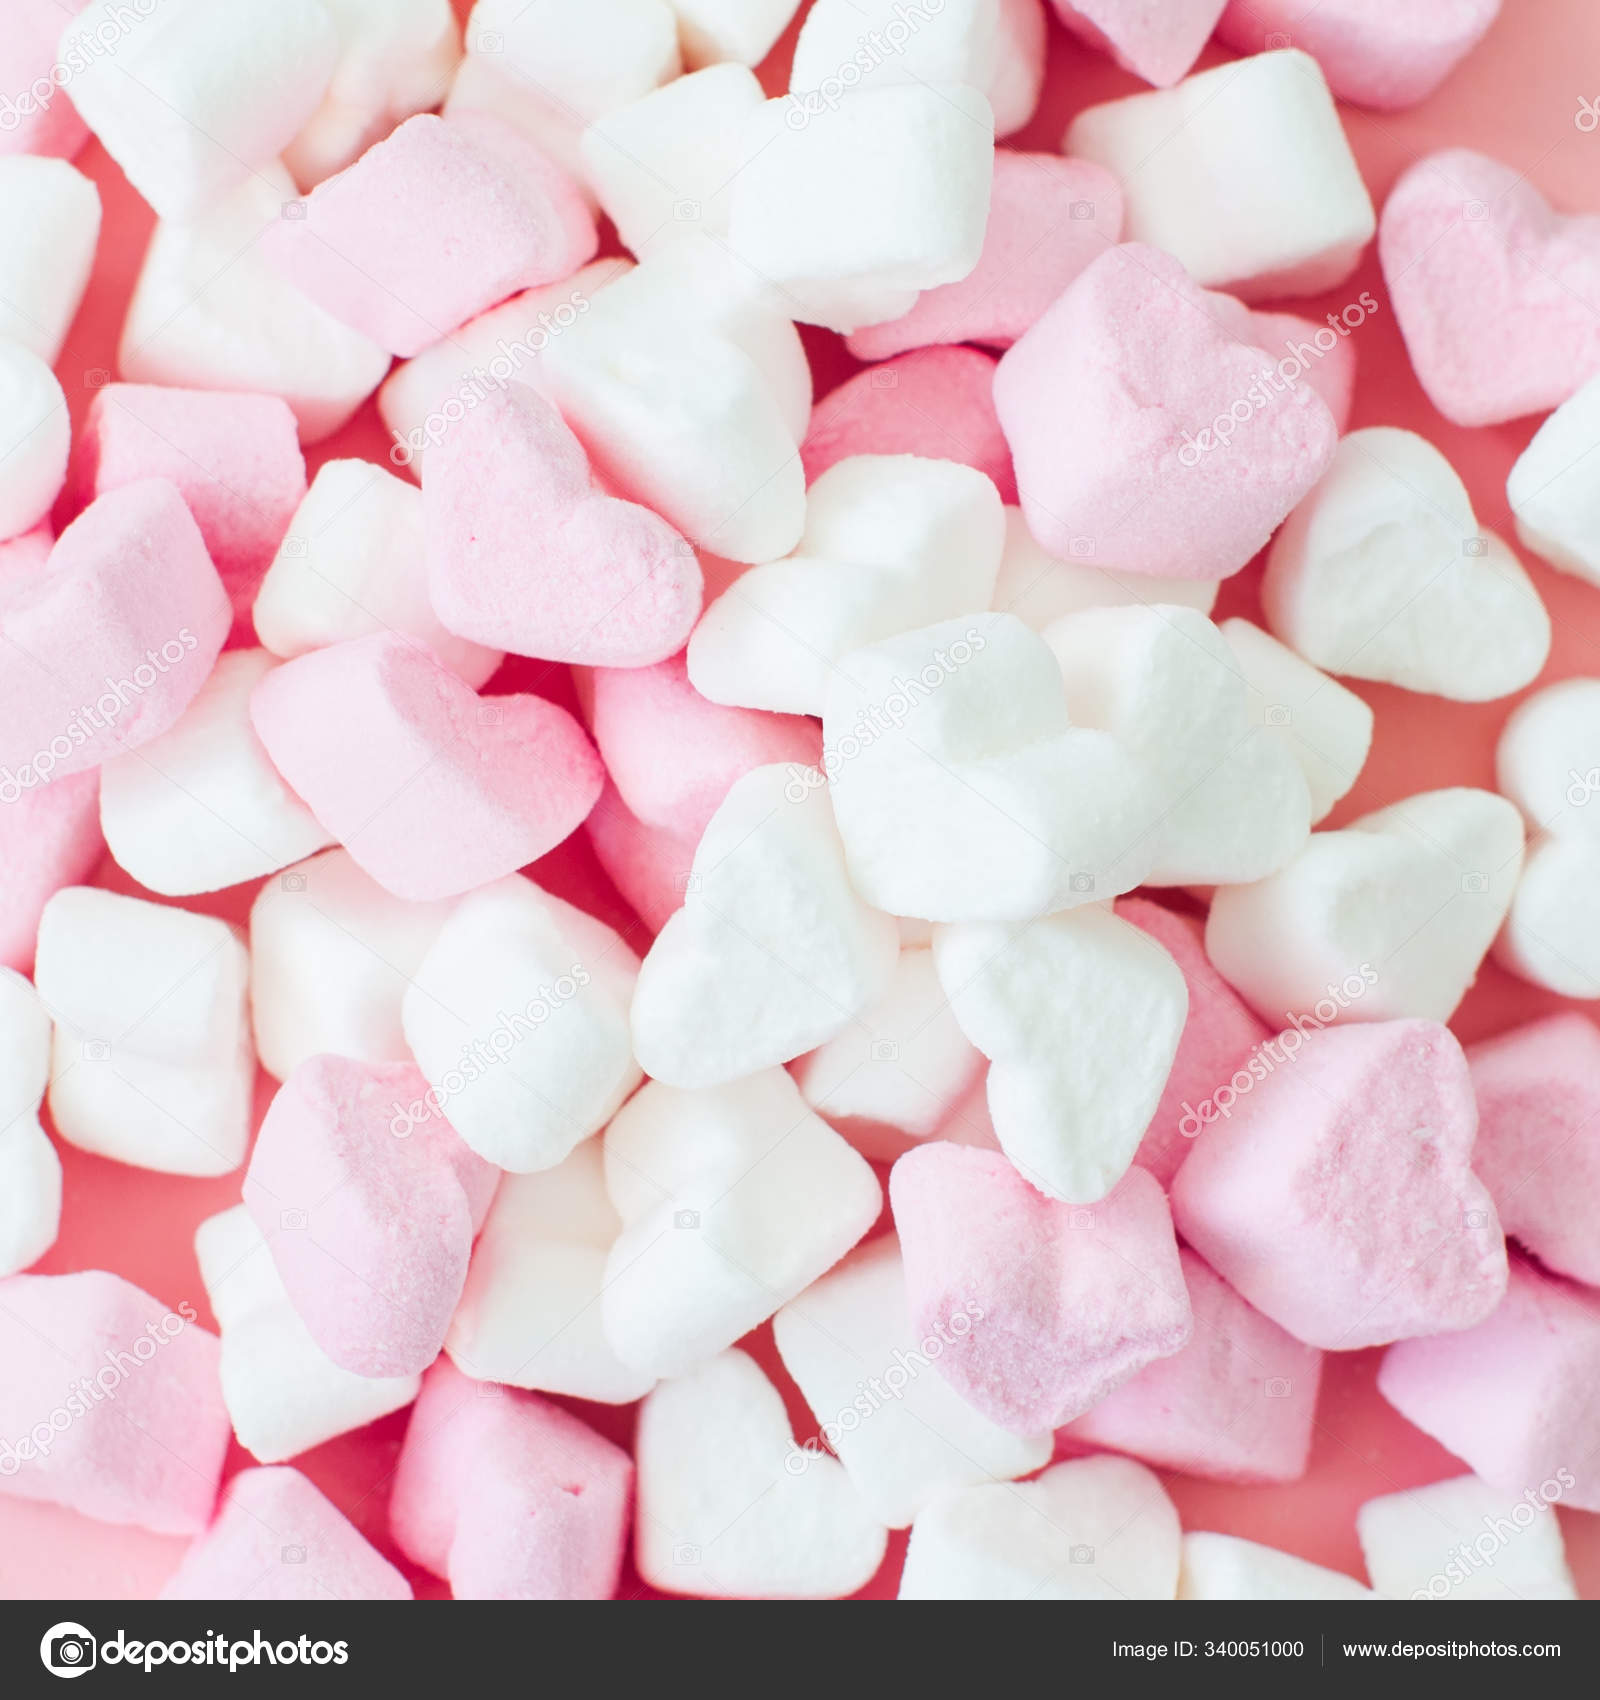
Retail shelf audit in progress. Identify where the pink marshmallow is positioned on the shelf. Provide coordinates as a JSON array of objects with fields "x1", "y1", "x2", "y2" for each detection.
[
  {"x1": 0, "y1": 480, "x2": 230, "y2": 783},
  {"x1": 424, "y1": 383, "x2": 701, "y2": 667},
  {"x1": 1380, "y1": 149, "x2": 1600, "y2": 427},
  {"x1": 1116, "y1": 898, "x2": 1270, "y2": 1189},
  {"x1": 801, "y1": 347, "x2": 1017, "y2": 504},
  {"x1": 1062, "y1": 1248, "x2": 1323, "y2": 1483},
  {"x1": 1378, "y1": 1258, "x2": 1600, "y2": 1512},
  {"x1": 994, "y1": 243, "x2": 1338, "y2": 577},
  {"x1": 890, "y1": 1145, "x2": 1192, "y2": 1433},
  {"x1": 0, "y1": 1270, "x2": 228, "y2": 1534},
  {"x1": 249, "y1": 632, "x2": 603, "y2": 901},
  {"x1": 584, "y1": 779, "x2": 699, "y2": 935},
  {"x1": 390, "y1": 1359, "x2": 632, "y2": 1599},
  {"x1": 1216, "y1": 1, "x2": 1502, "y2": 111},
  {"x1": 0, "y1": 769, "x2": 101, "y2": 973},
  {"x1": 1171, "y1": 1019, "x2": 1509, "y2": 1350},
  {"x1": 1208, "y1": 294, "x2": 1360, "y2": 434},
  {"x1": 0, "y1": 1, "x2": 92, "y2": 159},
  {"x1": 0, "y1": 523, "x2": 53, "y2": 584},
  {"x1": 1051, "y1": 0, "x2": 1229, "y2": 87},
  {"x1": 1468, "y1": 1013, "x2": 1600, "y2": 1290},
  {"x1": 243, "y1": 1054, "x2": 498, "y2": 1379},
  {"x1": 162, "y1": 1467, "x2": 412, "y2": 1601},
  {"x1": 264, "y1": 113, "x2": 597, "y2": 358},
  {"x1": 845, "y1": 152, "x2": 1124, "y2": 363},
  {"x1": 71, "y1": 385, "x2": 306, "y2": 629}
]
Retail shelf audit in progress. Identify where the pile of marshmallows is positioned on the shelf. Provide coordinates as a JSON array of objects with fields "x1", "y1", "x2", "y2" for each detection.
[{"x1": 2, "y1": 0, "x2": 1598, "y2": 1603}]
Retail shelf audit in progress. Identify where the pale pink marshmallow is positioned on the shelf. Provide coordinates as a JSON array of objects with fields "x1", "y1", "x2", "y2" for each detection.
[
  {"x1": 0, "y1": 770, "x2": 101, "y2": 974},
  {"x1": 994, "y1": 244, "x2": 1337, "y2": 577},
  {"x1": 1171, "y1": 1019, "x2": 1508, "y2": 1350},
  {"x1": 424, "y1": 383, "x2": 701, "y2": 666},
  {"x1": 890, "y1": 1146, "x2": 1192, "y2": 1432},
  {"x1": 1051, "y1": 0, "x2": 1227, "y2": 86},
  {"x1": 1380, "y1": 149, "x2": 1600, "y2": 427},
  {"x1": 1062, "y1": 1248, "x2": 1323, "y2": 1484},
  {"x1": 0, "y1": 1269, "x2": 228, "y2": 1534},
  {"x1": 0, "y1": 0, "x2": 92, "y2": 159},
  {"x1": 390, "y1": 1358, "x2": 632, "y2": 1599},
  {"x1": 0, "y1": 480, "x2": 230, "y2": 783},
  {"x1": 584, "y1": 780, "x2": 700, "y2": 935},
  {"x1": 1378, "y1": 1259, "x2": 1600, "y2": 1512},
  {"x1": 1205, "y1": 292, "x2": 1361, "y2": 434},
  {"x1": 249, "y1": 632, "x2": 603, "y2": 901},
  {"x1": 162, "y1": 1467, "x2": 412, "y2": 1601},
  {"x1": 264, "y1": 113, "x2": 597, "y2": 358},
  {"x1": 243, "y1": 1054, "x2": 498, "y2": 1379}
]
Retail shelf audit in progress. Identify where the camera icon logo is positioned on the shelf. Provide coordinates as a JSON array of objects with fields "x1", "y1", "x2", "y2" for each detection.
[
  {"x1": 1068, "y1": 536, "x2": 1095, "y2": 559},
  {"x1": 1265, "y1": 704, "x2": 1292, "y2": 727},
  {"x1": 84, "y1": 367, "x2": 110, "y2": 390},
  {"x1": 1461, "y1": 871, "x2": 1488, "y2": 894},
  {"x1": 1463, "y1": 1208, "x2": 1489, "y2": 1230},
  {"x1": 280, "y1": 1208, "x2": 309, "y2": 1230},
  {"x1": 478, "y1": 703, "x2": 503, "y2": 725},
  {"x1": 1069, "y1": 200, "x2": 1095, "y2": 220},
  {"x1": 676, "y1": 871, "x2": 702, "y2": 894},
  {"x1": 673, "y1": 199, "x2": 700, "y2": 222},
  {"x1": 1463, "y1": 199, "x2": 1489, "y2": 221},
  {"x1": 673, "y1": 1543, "x2": 701, "y2": 1565},
  {"x1": 40, "y1": 1623, "x2": 97, "y2": 1678},
  {"x1": 870, "y1": 1039, "x2": 900, "y2": 1062},
  {"x1": 1069, "y1": 1208, "x2": 1095, "y2": 1230},
  {"x1": 1265, "y1": 32, "x2": 1292, "y2": 49},
  {"x1": 281, "y1": 1544, "x2": 306, "y2": 1564},
  {"x1": 82, "y1": 1040, "x2": 110, "y2": 1061},
  {"x1": 1264, "y1": 1377, "x2": 1292, "y2": 1398},
  {"x1": 281, "y1": 200, "x2": 305, "y2": 221},
  {"x1": 1069, "y1": 1544, "x2": 1094, "y2": 1564},
  {"x1": 674, "y1": 1209, "x2": 700, "y2": 1230},
  {"x1": 478, "y1": 29, "x2": 505, "y2": 52},
  {"x1": 1069, "y1": 871, "x2": 1096, "y2": 894},
  {"x1": 280, "y1": 871, "x2": 307, "y2": 892},
  {"x1": 870, "y1": 369, "x2": 898, "y2": 390},
  {"x1": 281, "y1": 536, "x2": 308, "y2": 559},
  {"x1": 1462, "y1": 536, "x2": 1487, "y2": 556}
]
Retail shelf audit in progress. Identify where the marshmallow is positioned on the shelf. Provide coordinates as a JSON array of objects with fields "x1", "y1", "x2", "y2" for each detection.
[
  {"x1": 994, "y1": 0, "x2": 1049, "y2": 135},
  {"x1": 1230, "y1": 302, "x2": 1360, "y2": 432},
  {"x1": 630, "y1": 765, "x2": 900, "y2": 1088},
  {"x1": 1179, "y1": 1533, "x2": 1374, "y2": 1600},
  {"x1": 447, "y1": 1140, "x2": 653, "y2": 1403},
  {"x1": 425, "y1": 383, "x2": 701, "y2": 667},
  {"x1": 63, "y1": 0, "x2": 339, "y2": 219},
  {"x1": 0, "y1": 1269, "x2": 228, "y2": 1534},
  {"x1": 1380, "y1": 149, "x2": 1600, "y2": 427},
  {"x1": 392, "y1": 1358, "x2": 633, "y2": 1598},
  {"x1": 994, "y1": 244, "x2": 1338, "y2": 577},
  {"x1": 1497, "y1": 677, "x2": 1600, "y2": 841},
  {"x1": 1508, "y1": 372, "x2": 1600, "y2": 588},
  {"x1": 1356, "y1": 1473, "x2": 1577, "y2": 1602},
  {"x1": 1052, "y1": 0, "x2": 1226, "y2": 87},
  {"x1": 0, "y1": 0, "x2": 91, "y2": 159},
  {"x1": 0, "y1": 340, "x2": 68, "y2": 544},
  {"x1": 1206, "y1": 788, "x2": 1525, "y2": 1026},
  {"x1": 163, "y1": 1466, "x2": 411, "y2": 1601},
  {"x1": 0, "y1": 156, "x2": 100, "y2": 363},
  {"x1": 1263, "y1": 428, "x2": 1549, "y2": 700},
  {"x1": 1217, "y1": 1, "x2": 1502, "y2": 109},
  {"x1": 774, "y1": 1237, "x2": 1053, "y2": 1528},
  {"x1": 249, "y1": 632, "x2": 603, "y2": 901},
  {"x1": 671, "y1": 0, "x2": 801, "y2": 68},
  {"x1": 824, "y1": 614, "x2": 1157, "y2": 922},
  {"x1": 285, "y1": 0, "x2": 461, "y2": 188},
  {"x1": 119, "y1": 163, "x2": 392, "y2": 444},
  {"x1": 601, "y1": 1070, "x2": 881, "y2": 1378},
  {"x1": 1063, "y1": 1248, "x2": 1323, "y2": 1483},
  {"x1": 899, "y1": 1456, "x2": 1181, "y2": 1600},
  {"x1": 635, "y1": 1349, "x2": 888, "y2": 1598},
  {"x1": 0, "y1": 968, "x2": 59, "y2": 1277},
  {"x1": 728, "y1": 86, "x2": 994, "y2": 334},
  {"x1": 934, "y1": 908, "x2": 1188, "y2": 1202},
  {"x1": 196, "y1": 1205, "x2": 420, "y2": 1463},
  {"x1": 1494, "y1": 834, "x2": 1600, "y2": 998},
  {"x1": 892, "y1": 1147, "x2": 1192, "y2": 1429},
  {"x1": 1171, "y1": 1019, "x2": 1508, "y2": 1350},
  {"x1": 0, "y1": 770, "x2": 102, "y2": 975},
  {"x1": 402, "y1": 875, "x2": 642, "y2": 1171},
  {"x1": 99, "y1": 650, "x2": 334, "y2": 895},
  {"x1": 584, "y1": 781, "x2": 703, "y2": 935},
  {"x1": 1066, "y1": 52, "x2": 1375, "y2": 299},
  {"x1": 244, "y1": 1054, "x2": 497, "y2": 1378},
  {"x1": 36, "y1": 887, "x2": 253, "y2": 1177},
  {"x1": 688, "y1": 455, "x2": 1005, "y2": 716}
]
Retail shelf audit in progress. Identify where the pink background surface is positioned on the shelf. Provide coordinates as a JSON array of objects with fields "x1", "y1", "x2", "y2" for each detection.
[{"x1": 5, "y1": 0, "x2": 1600, "y2": 1600}]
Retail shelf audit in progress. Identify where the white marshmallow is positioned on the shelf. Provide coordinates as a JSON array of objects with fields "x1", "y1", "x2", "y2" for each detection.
[
  {"x1": 1045, "y1": 604, "x2": 1313, "y2": 886},
  {"x1": 1264, "y1": 427, "x2": 1550, "y2": 701},
  {"x1": 36, "y1": 887, "x2": 253, "y2": 1176},
  {"x1": 601, "y1": 1070, "x2": 881, "y2": 1379},
  {"x1": 728, "y1": 86, "x2": 994, "y2": 334},
  {"x1": 403, "y1": 876, "x2": 641, "y2": 1173},
  {"x1": 197, "y1": 1205, "x2": 419, "y2": 1463},
  {"x1": 120, "y1": 163, "x2": 391, "y2": 443},
  {"x1": 63, "y1": 0, "x2": 340, "y2": 220},
  {"x1": 254, "y1": 460, "x2": 501, "y2": 685},
  {"x1": 634, "y1": 1348, "x2": 887, "y2": 1598},
  {"x1": 1496, "y1": 678, "x2": 1600, "y2": 841},
  {"x1": 250, "y1": 849, "x2": 456, "y2": 1080},
  {"x1": 989, "y1": 0, "x2": 1047, "y2": 136},
  {"x1": 0, "y1": 157, "x2": 101, "y2": 364},
  {"x1": 900, "y1": 1455, "x2": 1181, "y2": 1600},
  {"x1": 1507, "y1": 370, "x2": 1600, "y2": 589},
  {"x1": 1178, "y1": 1532, "x2": 1376, "y2": 1600},
  {"x1": 671, "y1": 0, "x2": 801, "y2": 68},
  {"x1": 284, "y1": 0, "x2": 461, "y2": 188},
  {"x1": 1357, "y1": 1475, "x2": 1577, "y2": 1601},
  {"x1": 630, "y1": 765, "x2": 900, "y2": 1088},
  {"x1": 0, "y1": 968, "x2": 51, "y2": 1129},
  {"x1": 689, "y1": 456, "x2": 1005, "y2": 717},
  {"x1": 1207, "y1": 788, "x2": 1525, "y2": 1026},
  {"x1": 934, "y1": 906, "x2": 1187, "y2": 1202},
  {"x1": 1067, "y1": 51, "x2": 1374, "y2": 299},
  {"x1": 0, "y1": 968, "x2": 59, "y2": 1277},
  {"x1": 446, "y1": 1139, "x2": 652, "y2": 1403},
  {"x1": 790, "y1": 0, "x2": 999, "y2": 97},
  {"x1": 1220, "y1": 617, "x2": 1373, "y2": 823},
  {"x1": 0, "y1": 340, "x2": 68, "y2": 544},
  {"x1": 99, "y1": 650, "x2": 335, "y2": 896},
  {"x1": 824, "y1": 614, "x2": 1156, "y2": 922},
  {"x1": 1493, "y1": 834, "x2": 1600, "y2": 999},
  {"x1": 772, "y1": 1236, "x2": 1052, "y2": 1529}
]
